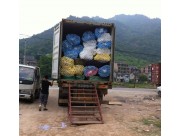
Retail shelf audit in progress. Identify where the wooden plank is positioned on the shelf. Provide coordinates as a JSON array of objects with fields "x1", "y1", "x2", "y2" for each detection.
[
  {"x1": 72, "y1": 121, "x2": 103, "y2": 124},
  {"x1": 108, "y1": 101, "x2": 122, "y2": 106}
]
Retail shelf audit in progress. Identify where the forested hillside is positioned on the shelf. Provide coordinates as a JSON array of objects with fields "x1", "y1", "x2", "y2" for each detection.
[{"x1": 19, "y1": 14, "x2": 161, "y2": 68}]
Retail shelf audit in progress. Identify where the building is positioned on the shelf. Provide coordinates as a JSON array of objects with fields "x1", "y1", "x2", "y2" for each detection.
[
  {"x1": 115, "y1": 61, "x2": 130, "y2": 82},
  {"x1": 19, "y1": 55, "x2": 38, "y2": 66},
  {"x1": 141, "y1": 64, "x2": 152, "y2": 81},
  {"x1": 117, "y1": 61, "x2": 130, "y2": 75}
]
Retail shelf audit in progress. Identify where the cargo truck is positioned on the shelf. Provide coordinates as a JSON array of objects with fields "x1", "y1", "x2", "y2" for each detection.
[{"x1": 51, "y1": 19, "x2": 115, "y2": 124}]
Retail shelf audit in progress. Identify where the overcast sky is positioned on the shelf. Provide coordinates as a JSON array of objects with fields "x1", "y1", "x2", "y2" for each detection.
[{"x1": 19, "y1": 0, "x2": 161, "y2": 38}]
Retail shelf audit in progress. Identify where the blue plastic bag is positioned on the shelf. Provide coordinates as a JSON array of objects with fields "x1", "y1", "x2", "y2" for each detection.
[
  {"x1": 95, "y1": 28, "x2": 108, "y2": 38},
  {"x1": 82, "y1": 31, "x2": 96, "y2": 42},
  {"x1": 66, "y1": 34, "x2": 80, "y2": 46},
  {"x1": 73, "y1": 45, "x2": 84, "y2": 54},
  {"x1": 64, "y1": 50, "x2": 79, "y2": 59},
  {"x1": 97, "y1": 41, "x2": 112, "y2": 49},
  {"x1": 98, "y1": 65, "x2": 110, "y2": 77},
  {"x1": 62, "y1": 40, "x2": 73, "y2": 52}
]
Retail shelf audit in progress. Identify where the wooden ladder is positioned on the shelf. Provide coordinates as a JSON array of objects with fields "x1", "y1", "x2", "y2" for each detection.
[{"x1": 68, "y1": 83, "x2": 104, "y2": 125}]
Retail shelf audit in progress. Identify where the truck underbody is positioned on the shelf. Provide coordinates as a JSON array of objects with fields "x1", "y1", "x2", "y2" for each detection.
[{"x1": 58, "y1": 80, "x2": 111, "y2": 106}]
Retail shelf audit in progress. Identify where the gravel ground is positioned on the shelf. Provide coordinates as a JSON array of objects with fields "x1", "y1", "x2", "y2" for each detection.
[{"x1": 19, "y1": 86, "x2": 161, "y2": 136}]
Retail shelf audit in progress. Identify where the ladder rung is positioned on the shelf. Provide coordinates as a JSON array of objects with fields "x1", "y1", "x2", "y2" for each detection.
[
  {"x1": 71, "y1": 88, "x2": 95, "y2": 91},
  {"x1": 71, "y1": 101, "x2": 98, "y2": 104},
  {"x1": 71, "y1": 93, "x2": 96, "y2": 95},
  {"x1": 72, "y1": 106, "x2": 98, "y2": 108},
  {"x1": 71, "y1": 111, "x2": 99, "y2": 114},
  {"x1": 72, "y1": 115, "x2": 101, "y2": 118},
  {"x1": 71, "y1": 97, "x2": 97, "y2": 101}
]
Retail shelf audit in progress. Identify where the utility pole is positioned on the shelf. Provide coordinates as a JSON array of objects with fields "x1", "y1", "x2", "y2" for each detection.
[{"x1": 23, "y1": 40, "x2": 27, "y2": 65}]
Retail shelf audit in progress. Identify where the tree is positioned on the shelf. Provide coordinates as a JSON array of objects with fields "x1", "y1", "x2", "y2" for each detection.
[
  {"x1": 38, "y1": 54, "x2": 52, "y2": 78},
  {"x1": 138, "y1": 74, "x2": 148, "y2": 82}
]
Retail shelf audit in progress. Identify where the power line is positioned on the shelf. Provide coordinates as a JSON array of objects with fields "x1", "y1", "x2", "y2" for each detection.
[{"x1": 19, "y1": 34, "x2": 53, "y2": 41}]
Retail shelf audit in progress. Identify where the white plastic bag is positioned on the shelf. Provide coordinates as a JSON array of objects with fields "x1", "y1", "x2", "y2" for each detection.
[
  {"x1": 83, "y1": 40, "x2": 97, "y2": 48},
  {"x1": 96, "y1": 48, "x2": 111, "y2": 54},
  {"x1": 79, "y1": 48, "x2": 96, "y2": 60},
  {"x1": 97, "y1": 33, "x2": 112, "y2": 42}
]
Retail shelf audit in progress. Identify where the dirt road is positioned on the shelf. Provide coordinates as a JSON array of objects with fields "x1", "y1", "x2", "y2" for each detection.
[{"x1": 19, "y1": 86, "x2": 161, "y2": 136}]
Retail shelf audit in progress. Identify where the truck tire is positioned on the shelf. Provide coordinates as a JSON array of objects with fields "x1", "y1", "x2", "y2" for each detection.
[
  {"x1": 30, "y1": 94, "x2": 35, "y2": 103},
  {"x1": 158, "y1": 91, "x2": 161, "y2": 97},
  {"x1": 35, "y1": 89, "x2": 40, "y2": 99},
  {"x1": 58, "y1": 88, "x2": 68, "y2": 106},
  {"x1": 58, "y1": 102, "x2": 68, "y2": 106}
]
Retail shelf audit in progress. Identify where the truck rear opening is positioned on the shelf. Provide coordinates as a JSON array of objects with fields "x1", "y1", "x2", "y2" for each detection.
[{"x1": 52, "y1": 19, "x2": 115, "y2": 84}]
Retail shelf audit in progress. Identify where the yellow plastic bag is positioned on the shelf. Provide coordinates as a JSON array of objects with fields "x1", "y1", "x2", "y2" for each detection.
[
  {"x1": 74, "y1": 65, "x2": 84, "y2": 75},
  {"x1": 60, "y1": 66, "x2": 75, "y2": 76},
  {"x1": 60, "y1": 56, "x2": 74, "y2": 67},
  {"x1": 94, "y1": 54, "x2": 111, "y2": 62}
]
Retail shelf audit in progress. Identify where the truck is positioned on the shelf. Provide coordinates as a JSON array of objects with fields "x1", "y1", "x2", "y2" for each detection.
[
  {"x1": 51, "y1": 19, "x2": 115, "y2": 124},
  {"x1": 19, "y1": 64, "x2": 41, "y2": 102}
]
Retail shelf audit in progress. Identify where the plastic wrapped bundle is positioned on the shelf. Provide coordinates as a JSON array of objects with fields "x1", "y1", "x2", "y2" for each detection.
[
  {"x1": 84, "y1": 66, "x2": 98, "y2": 77},
  {"x1": 83, "y1": 40, "x2": 97, "y2": 49},
  {"x1": 96, "y1": 48, "x2": 111, "y2": 54},
  {"x1": 60, "y1": 56, "x2": 74, "y2": 67},
  {"x1": 62, "y1": 40, "x2": 73, "y2": 52},
  {"x1": 82, "y1": 31, "x2": 96, "y2": 42},
  {"x1": 94, "y1": 53, "x2": 111, "y2": 62},
  {"x1": 73, "y1": 45, "x2": 84, "y2": 54},
  {"x1": 79, "y1": 48, "x2": 96, "y2": 60},
  {"x1": 64, "y1": 50, "x2": 79, "y2": 59},
  {"x1": 97, "y1": 41, "x2": 112, "y2": 49},
  {"x1": 61, "y1": 66, "x2": 75, "y2": 76},
  {"x1": 97, "y1": 33, "x2": 112, "y2": 42},
  {"x1": 66, "y1": 34, "x2": 80, "y2": 46},
  {"x1": 74, "y1": 65, "x2": 84, "y2": 75},
  {"x1": 95, "y1": 28, "x2": 108, "y2": 38},
  {"x1": 98, "y1": 65, "x2": 110, "y2": 77}
]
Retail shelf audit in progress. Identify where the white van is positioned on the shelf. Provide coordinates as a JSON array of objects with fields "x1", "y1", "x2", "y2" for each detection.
[{"x1": 19, "y1": 64, "x2": 41, "y2": 102}]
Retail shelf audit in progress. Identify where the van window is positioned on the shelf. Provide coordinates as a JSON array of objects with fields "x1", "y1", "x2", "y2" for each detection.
[{"x1": 19, "y1": 66, "x2": 34, "y2": 81}]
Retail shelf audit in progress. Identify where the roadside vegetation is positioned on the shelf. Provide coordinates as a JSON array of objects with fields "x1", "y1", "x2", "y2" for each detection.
[
  {"x1": 113, "y1": 82, "x2": 156, "y2": 89},
  {"x1": 142, "y1": 118, "x2": 161, "y2": 128}
]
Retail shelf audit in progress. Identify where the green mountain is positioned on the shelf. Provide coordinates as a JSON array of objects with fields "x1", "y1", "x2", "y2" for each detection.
[{"x1": 19, "y1": 14, "x2": 161, "y2": 67}]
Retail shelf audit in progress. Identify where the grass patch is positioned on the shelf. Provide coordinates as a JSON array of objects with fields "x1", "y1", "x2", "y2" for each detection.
[
  {"x1": 112, "y1": 82, "x2": 156, "y2": 89},
  {"x1": 142, "y1": 118, "x2": 161, "y2": 128}
]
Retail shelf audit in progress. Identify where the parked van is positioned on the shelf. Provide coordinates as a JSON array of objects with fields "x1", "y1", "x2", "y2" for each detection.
[{"x1": 19, "y1": 64, "x2": 41, "y2": 102}]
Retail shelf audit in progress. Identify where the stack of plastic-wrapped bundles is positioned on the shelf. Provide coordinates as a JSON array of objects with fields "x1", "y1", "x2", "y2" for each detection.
[
  {"x1": 94, "y1": 28, "x2": 111, "y2": 78},
  {"x1": 60, "y1": 27, "x2": 112, "y2": 79},
  {"x1": 61, "y1": 34, "x2": 84, "y2": 78}
]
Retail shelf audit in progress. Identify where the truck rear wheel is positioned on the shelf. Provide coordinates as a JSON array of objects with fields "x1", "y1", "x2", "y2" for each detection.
[
  {"x1": 35, "y1": 89, "x2": 40, "y2": 99},
  {"x1": 30, "y1": 94, "x2": 35, "y2": 103},
  {"x1": 58, "y1": 88, "x2": 68, "y2": 106}
]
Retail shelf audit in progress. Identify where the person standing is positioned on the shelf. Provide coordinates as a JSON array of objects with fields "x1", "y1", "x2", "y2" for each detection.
[{"x1": 39, "y1": 75, "x2": 53, "y2": 111}]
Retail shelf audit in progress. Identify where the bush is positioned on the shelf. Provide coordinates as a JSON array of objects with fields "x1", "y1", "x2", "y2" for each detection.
[{"x1": 138, "y1": 74, "x2": 148, "y2": 82}]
